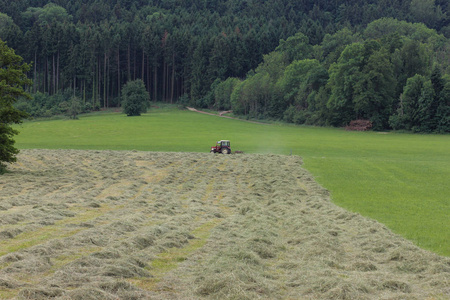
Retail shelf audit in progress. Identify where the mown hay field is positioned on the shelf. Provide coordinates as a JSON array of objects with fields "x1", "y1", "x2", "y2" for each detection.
[
  {"x1": 1, "y1": 150, "x2": 449, "y2": 299},
  {"x1": 14, "y1": 110, "x2": 450, "y2": 255}
]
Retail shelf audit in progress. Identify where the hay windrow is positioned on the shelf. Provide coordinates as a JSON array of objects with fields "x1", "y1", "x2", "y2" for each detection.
[{"x1": 0, "y1": 149, "x2": 448, "y2": 299}]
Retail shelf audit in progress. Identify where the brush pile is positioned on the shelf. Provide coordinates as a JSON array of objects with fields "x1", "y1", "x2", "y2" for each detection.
[{"x1": 345, "y1": 120, "x2": 373, "y2": 131}]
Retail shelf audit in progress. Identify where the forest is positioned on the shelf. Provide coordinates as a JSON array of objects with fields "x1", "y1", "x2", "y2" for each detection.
[{"x1": 0, "y1": 0, "x2": 449, "y2": 132}]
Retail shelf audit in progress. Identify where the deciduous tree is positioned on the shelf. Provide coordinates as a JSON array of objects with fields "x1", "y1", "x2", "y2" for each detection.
[
  {"x1": 121, "y1": 79, "x2": 149, "y2": 116},
  {"x1": 391, "y1": 74, "x2": 434, "y2": 131}
]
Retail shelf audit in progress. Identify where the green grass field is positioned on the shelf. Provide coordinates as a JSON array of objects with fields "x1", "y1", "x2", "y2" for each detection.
[{"x1": 13, "y1": 107, "x2": 450, "y2": 256}]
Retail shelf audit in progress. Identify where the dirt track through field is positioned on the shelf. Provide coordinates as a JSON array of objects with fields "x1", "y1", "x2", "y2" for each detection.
[
  {"x1": 0, "y1": 150, "x2": 449, "y2": 299},
  {"x1": 186, "y1": 107, "x2": 267, "y2": 124}
]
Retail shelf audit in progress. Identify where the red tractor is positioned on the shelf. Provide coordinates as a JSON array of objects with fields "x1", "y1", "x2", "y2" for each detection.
[{"x1": 210, "y1": 140, "x2": 231, "y2": 154}]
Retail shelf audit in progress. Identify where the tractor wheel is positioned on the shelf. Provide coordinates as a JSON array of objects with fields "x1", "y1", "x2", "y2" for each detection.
[
  {"x1": 210, "y1": 150, "x2": 215, "y2": 153},
  {"x1": 221, "y1": 148, "x2": 229, "y2": 154}
]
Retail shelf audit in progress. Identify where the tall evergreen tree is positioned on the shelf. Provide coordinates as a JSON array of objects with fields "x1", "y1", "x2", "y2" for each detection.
[{"x1": 0, "y1": 39, "x2": 32, "y2": 172}]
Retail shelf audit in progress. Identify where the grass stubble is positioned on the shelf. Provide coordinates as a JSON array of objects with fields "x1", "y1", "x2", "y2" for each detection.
[{"x1": 0, "y1": 149, "x2": 448, "y2": 299}]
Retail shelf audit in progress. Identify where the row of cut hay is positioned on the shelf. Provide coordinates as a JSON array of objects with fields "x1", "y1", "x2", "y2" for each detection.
[
  {"x1": 0, "y1": 150, "x2": 240, "y2": 298},
  {"x1": 149, "y1": 154, "x2": 450, "y2": 299},
  {"x1": 0, "y1": 150, "x2": 448, "y2": 299}
]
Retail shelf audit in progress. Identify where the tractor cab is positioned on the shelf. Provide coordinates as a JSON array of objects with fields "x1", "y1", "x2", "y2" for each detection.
[{"x1": 210, "y1": 140, "x2": 231, "y2": 154}]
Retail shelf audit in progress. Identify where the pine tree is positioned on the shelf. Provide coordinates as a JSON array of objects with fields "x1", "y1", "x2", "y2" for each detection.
[{"x1": 0, "y1": 39, "x2": 32, "y2": 172}]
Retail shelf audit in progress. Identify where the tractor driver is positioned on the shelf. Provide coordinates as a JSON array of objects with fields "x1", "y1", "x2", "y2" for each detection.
[{"x1": 216, "y1": 141, "x2": 221, "y2": 149}]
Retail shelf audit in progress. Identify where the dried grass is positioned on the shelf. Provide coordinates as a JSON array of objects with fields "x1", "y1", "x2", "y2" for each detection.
[
  {"x1": 17, "y1": 287, "x2": 64, "y2": 299},
  {"x1": 0, "y1": 150, "x2": 448, "y2": 299}
]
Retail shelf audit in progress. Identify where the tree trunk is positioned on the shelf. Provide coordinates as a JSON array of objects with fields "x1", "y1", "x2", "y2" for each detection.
[
  {"x1": 147, "y1": 56, "x2": 151, "y2": 100},
  {"x1": 33, "y1": 51, "x2": 37, "y2": 93},
  {"x1": 106, "y1": 57, "x2": 113, "y2": 107},
  {"x1": 166, "y1": 62, "x2": 169, "y2": 102},
  {"x1": 127, "y1": 43, "x2": 131, "y2": 81},
  {"x1": 107, "y1": 55, "x2": 110, "y2": 108},
  {"x1": 117, "y1": 48, "x2": 120, "y2": 102},
  {"x1": 83, "y1": 79, "x2": 86, "y2": 104},
  {"x1": 52, "y1": 54, "x2": 56, "y2": 95},
  {"x1": 92, "y1": 61, "x2": 96, "y2": 106},
  {"x1": 171, "y1": 53, "x2": 175, "y2": 103},
  {"x1": 104, "y1": 52, "x2": 107, "y2": 108},
  {"x1": 178, "y1": 77, "x2": 181, "y2": 98},
  {"x1": 134, "y1": 48, "x2": 136, "y2": 80},
  {"x1": 162, "y1": 59, "x2": 166, "y2": 101},
  {"x1": 98, "y1": 56, "x2": 101, "y2": 107},
  {"x1": 46, "y1": 57, "x2": 49, "y2": 94},
  {"x1": 153, "y1": 64, "x2": 157, "y2": 102},
  {"x1": 56, "y1": 50, "x2": 60, "y2": 92},
  {"x1": 141, "y1": 50, "x2": 145, "y2": 80}
]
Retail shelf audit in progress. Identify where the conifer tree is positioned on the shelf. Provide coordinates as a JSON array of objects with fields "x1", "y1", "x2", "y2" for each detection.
[{"x1": 0, "y1": 39, "x2": 31, "y2": 172}]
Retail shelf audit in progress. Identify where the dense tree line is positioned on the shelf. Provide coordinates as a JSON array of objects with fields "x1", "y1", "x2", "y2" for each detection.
[
  {"x1": 214, "y1": 19, "x2": 450, "y2": 132},
  {"x1": 0, "y1": 0, "x2": 449, "y2": 131}
]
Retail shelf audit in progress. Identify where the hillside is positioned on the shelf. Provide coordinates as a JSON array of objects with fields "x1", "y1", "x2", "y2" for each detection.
[
  {"x1": 0, "y1": 150, "x2": 448, "y2": 299},
  {"x1": 1, "y1": 0, "x2": 449, "y2": 131}
]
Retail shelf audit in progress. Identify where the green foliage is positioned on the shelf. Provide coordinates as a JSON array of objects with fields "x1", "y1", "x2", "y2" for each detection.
[
  {"x1": 321, "y1": 28, "x2": 359, "y2": 67},
  {"x1": 255, "y1": 51, "x2": 289, "y2": 81},
  {"x1": 275, "y1": 32, "x2": 312, "y2": 62},
  {"x1": 326, "y1": 40, "x2": 397, "y2": 129},
  {"x1": 219, "y1": 17, "x2": 449, "y2": 132},
  {"x1": 390, "y1": 75, "x2": 435, "y2": 132},
  {"x1": 0, "y1": 39, "x2": 31, "y2": 171},
  {"x1": 121, "y1": 79, "x2": 149, "y2": 116},
  {"x1": 409, "y1": 0, "x2": 444, "y2": 30},
  {"x1": 276, "y1": 59, "x2": 329, "y2": 124},
  {"x1": 230, "y1": 80, "x2": 245, "y2": 115},
  {"x1": 436, "y1": 75, "x2": 450, "y2": 132},
  {"x1": 23, "y1": 3, "x2": 73, "y2": 27},
  {"x1": 0, "y1": 125, "x2": 18, "y2": 174},
  {"x1": 0, "y1": 13, "x2": 22, "y2": 50},
  {"x1": 66, "y1": 96, "x2": 82, "y2": 119},
  {"x1": 393, "y1": 39, "x2": 432, "y2": 89},
  {"x1": 214, "y1": 77, "x2": 240, "y2": 111},
  {"x1": 327, "y1": 43, "x2": 365, "y2": 125},
  {"x1": 364, "y1": 18, "x2": 443, "y2": 43},
  {"x1": 1, "y1": 0, "x2": 310, "y2": 106},
  {"x1": 15, "y1": 90, "x2": 95, "y2": 118},
  {"x1": 279, "y1": 59, "x2": 327, "y2": 105},
  {"x1": 354, "y1": 48, "x2": 395, "y2": 129}
]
